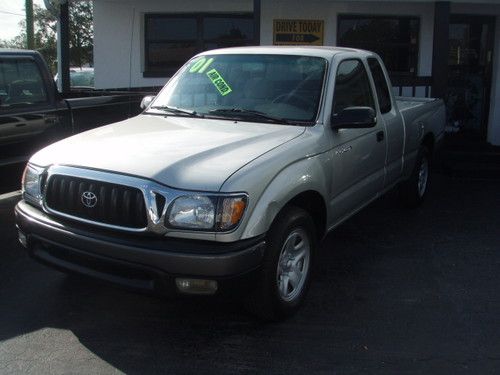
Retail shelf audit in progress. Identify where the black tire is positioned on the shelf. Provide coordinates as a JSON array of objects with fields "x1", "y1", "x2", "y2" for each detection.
[
  {"x1": 399, "y1": 145, "x2": 431, "y2": 208},
  {"x1": 245, "y1": 206, "x2": 317, "y2": 321}
]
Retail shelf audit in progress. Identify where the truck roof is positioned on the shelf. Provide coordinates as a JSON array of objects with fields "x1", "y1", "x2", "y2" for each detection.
[
  {"x1": 198, "y1": 46, "x2": 375, "y2": 59},
  {"x1": 0, "y1": 48, "x2": 38, "y2": 56}
]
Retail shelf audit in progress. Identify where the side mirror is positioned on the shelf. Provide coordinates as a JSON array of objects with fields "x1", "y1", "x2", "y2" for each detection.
[
  {"x1": 331, "y1": 107, "x2": 377, "y2": 129},
  {"x1": 140, "y1": 95, "x2": 155, "y2": 110}
]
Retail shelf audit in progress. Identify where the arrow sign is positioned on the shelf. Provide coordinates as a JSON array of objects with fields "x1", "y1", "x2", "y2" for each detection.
[
  {"x1": 274, "y1": 19, "x2": 324, "y2": 45},
  {"x1": 275, "y1": 33, "x2": 320, "y2": 43}
]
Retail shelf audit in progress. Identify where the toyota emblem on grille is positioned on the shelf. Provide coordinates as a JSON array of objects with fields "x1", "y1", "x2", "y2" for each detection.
[{"x1": 81, "y1": 191, "x2": 98, "y2": 208}]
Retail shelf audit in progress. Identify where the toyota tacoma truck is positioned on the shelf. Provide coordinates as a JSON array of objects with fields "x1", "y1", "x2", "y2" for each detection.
[{"x1": 15, "y1": 47, "x2": 445, "y2": 320}]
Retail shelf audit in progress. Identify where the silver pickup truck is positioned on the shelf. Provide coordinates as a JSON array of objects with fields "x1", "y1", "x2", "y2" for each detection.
[{"x1": 15, "y1": 47, "x2": 445, "y2": 320}]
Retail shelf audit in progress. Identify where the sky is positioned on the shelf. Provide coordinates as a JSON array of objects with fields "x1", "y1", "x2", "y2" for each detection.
[{"x1": 0, "y1": 0, "x2": 45, "y2": 40}]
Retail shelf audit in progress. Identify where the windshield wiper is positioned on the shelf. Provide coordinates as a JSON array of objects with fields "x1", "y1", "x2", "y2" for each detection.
[
  {"x1": 208, "y1": 108, "x2": 292, "y2": 124},
  {"x1": 149, "y1": 105, "x2": 201, "y2": 117}
]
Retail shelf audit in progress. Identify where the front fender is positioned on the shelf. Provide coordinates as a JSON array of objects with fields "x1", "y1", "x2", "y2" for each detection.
[{"x1": 241, "y1": 154, "x2": 330, "y2": 239}]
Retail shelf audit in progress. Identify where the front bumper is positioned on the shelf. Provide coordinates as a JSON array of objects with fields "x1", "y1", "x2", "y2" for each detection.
[{"x1": 15, "y1": 200, "x2": 266, "y2": 294}]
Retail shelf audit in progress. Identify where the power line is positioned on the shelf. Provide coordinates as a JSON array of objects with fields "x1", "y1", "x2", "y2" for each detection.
[{"x1": 0, "y1": 10, "x2": 25, "y2": 17}]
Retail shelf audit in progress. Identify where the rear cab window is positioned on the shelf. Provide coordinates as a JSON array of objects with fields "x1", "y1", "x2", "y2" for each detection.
[{"x1": 367, "y1": 57, "x2": 392, "y2": 114}]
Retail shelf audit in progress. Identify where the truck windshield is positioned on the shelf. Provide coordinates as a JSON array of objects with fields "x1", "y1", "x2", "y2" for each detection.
[{"x1": 148, "y1": 54, "x2": 327, "y2": 124}]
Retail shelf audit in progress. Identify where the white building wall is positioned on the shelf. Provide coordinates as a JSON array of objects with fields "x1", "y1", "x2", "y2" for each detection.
[
  {"x1": 260, "y1": 1, "x2": 435, "y2": 76},
  {"x1": 93, "y1": 0, "x2": 500, "y2": 145},
  {"x1": 93, "y1": 0, "x2": 252, "y2": 89}
]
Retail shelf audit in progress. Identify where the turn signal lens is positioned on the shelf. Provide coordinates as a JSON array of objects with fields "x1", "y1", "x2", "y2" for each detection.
[
  {"x1": 21, "y1": 165, "x2": 28, "y2": 187},
  {"x1": 21, "y1": 164, "x2": 43, "y2": 204},
  {"x1": 218, "y1": 196, "x2": 247, "y2": 231}
]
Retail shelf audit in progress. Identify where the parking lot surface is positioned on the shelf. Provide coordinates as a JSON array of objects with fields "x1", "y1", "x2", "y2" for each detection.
[{"x1": 1, "y1": 173, "x2": 499, "y2": 374}]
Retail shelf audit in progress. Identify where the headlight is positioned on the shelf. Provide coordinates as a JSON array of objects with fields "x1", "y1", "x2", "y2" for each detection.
[
  {"x1": 21, "y1": 164, "x2": 44, "y2": 204},
  {"x1": 167, "y1": 194, "x2": 247, "y2": 232},
  {"x1": 168, "y1": 195, "x2": 216, "y2": 230}
]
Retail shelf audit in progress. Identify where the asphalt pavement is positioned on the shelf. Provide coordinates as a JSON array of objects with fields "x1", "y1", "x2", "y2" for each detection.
[{"x1": 1, "y1": 173, "x2": 499, "y2": 374}]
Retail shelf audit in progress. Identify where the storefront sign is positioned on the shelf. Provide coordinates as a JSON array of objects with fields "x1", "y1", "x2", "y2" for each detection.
[{"x1": 273, "y1": 19, "x2": 324, "y2": 45}]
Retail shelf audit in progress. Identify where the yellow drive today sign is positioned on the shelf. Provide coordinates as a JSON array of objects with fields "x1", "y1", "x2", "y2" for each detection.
[{"x1": 273, "y1": 19, "x2": 324, "y2": 45}]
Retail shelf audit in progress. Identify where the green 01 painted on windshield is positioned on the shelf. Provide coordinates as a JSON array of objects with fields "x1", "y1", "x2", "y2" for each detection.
[
  {"x1": 189, "y1": 57, "x2": 214, "y2": 73},
  {"x1": 206, "y1": 68, "x2": 232, "y2": 96}
]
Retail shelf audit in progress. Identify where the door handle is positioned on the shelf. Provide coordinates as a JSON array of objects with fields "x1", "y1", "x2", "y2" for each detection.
[
  {"x1": 45, "y1": 116, "x2": 58, "y2": 125},
  {"x1": 376, "y1": 131, "x2": 384, "y2": 142}
]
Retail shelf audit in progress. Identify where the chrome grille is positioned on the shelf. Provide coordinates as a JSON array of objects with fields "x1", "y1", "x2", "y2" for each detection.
[{"x1": 45, "y1": 174, "x2": 147, "y2": 229}]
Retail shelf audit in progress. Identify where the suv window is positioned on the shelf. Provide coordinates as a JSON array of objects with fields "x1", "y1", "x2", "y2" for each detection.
[
  {"x1": 0, "y1": 58, "x2": 48, "y2": 109},
  {"x1": 368, "y1": 58, "x2": 392, "y2": 114},
  {"x1": 333, "y1": 59, "x2": 374, "y2": 115}
]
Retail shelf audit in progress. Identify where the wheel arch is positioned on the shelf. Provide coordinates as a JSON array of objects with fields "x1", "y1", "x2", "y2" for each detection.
[
  {"x1": 286, "y1": 190, "x2": 327, "y2": 240},
  {"x1": 240, "y1": 157, "x2": 329, "y2": 240}
]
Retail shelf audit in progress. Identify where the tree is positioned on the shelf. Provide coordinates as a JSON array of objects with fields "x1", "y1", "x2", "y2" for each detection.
[
  {"x1": 0, "y1": 1, "x2": 93, "y2": 73},
  {"x1": 69, "y1": 1, "x2": 93, "y2": 68},
  {"x1": 0, "y1": 34, "x2": 26, "y2": 49},
  {"x1": 33, "y1": 4, "x2": 58, "y2": 72}
]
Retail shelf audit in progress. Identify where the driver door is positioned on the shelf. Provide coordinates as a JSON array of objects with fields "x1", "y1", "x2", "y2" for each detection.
[{"x1": 327, "y1": 58, "x2": 386, "y2": 223}]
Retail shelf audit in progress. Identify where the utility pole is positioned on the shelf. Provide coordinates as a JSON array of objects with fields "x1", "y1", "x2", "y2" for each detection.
[
  {"x1": 25, "y1": 0, "x2": 35, "y2": 49},
  {"x1": 57, "y1": 1, "x2": 71, "y2": 93}
]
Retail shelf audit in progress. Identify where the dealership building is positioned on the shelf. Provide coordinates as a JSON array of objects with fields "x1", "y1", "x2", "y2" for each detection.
[{"x1": 93, "y1": 0, "x2": 500, "y2": 147}]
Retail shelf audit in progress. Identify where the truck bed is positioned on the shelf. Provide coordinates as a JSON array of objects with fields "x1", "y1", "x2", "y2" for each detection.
[
  {"x1": 395, "y1": 96, "x2": 439, "y2": 112},
  {"x1": 396, "y1": 96, "x2": 446, "y2": 176}
]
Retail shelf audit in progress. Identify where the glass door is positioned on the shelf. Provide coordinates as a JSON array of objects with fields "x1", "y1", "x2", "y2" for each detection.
[{"x1": 446, "y1": 15, "x2": 495, "y2": 141}]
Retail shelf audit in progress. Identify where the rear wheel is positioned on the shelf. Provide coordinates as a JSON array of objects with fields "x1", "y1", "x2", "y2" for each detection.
[
  {"x1": 399, "y1": 145, "x2": 430, "y2": 208},
  {"x1": 245, "y1": 206, "x2": 316, "y2": 321}
]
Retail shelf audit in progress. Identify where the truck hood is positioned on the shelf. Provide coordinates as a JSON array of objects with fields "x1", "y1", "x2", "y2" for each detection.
[{"x1": 31, "y1": 114, "x2": 305, "y2": 191}]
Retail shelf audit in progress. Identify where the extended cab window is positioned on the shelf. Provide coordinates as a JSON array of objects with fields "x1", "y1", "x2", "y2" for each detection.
[
  {"x1": 368, "y1": 58, "x2": 392, "y2": 114},
  {"x1": 0, "y1": 59, "x2": 48, "y2": 109},
  {"x1": 333, "y1": 59, "x2": 374, "y2": 114}
]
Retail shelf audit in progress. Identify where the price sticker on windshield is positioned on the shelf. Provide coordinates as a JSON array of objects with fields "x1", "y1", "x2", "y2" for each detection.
[{"x1": 206, "y1": 68, "x2": 232, "y2": 96}]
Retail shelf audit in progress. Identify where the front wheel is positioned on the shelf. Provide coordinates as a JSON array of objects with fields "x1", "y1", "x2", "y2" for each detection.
[
  {"x1": 399, "y1": 145, "x2": 431, "y2": 208},
  {"x1": 245, "y1": 206, "x2": 316, "y2": 321}
]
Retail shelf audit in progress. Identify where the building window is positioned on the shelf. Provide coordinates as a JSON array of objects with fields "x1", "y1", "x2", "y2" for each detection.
[
  {"x1": 144, "y1": 14, "x2": 254, "y2": 77},
  {"x1": 338, "y1": 16, "x2": 420, "y2": 76}
]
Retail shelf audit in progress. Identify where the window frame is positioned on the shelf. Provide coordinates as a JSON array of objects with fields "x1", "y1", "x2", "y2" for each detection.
[
  {"x1": 337, "y1": 14, "x2": 420, "y2": 77},
  {"x1": 332, "y1": 58, "x2": 376, "y2": 116},
  {"x1": 144, "y1": 13, "x2": 255, "y2": 78}
]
